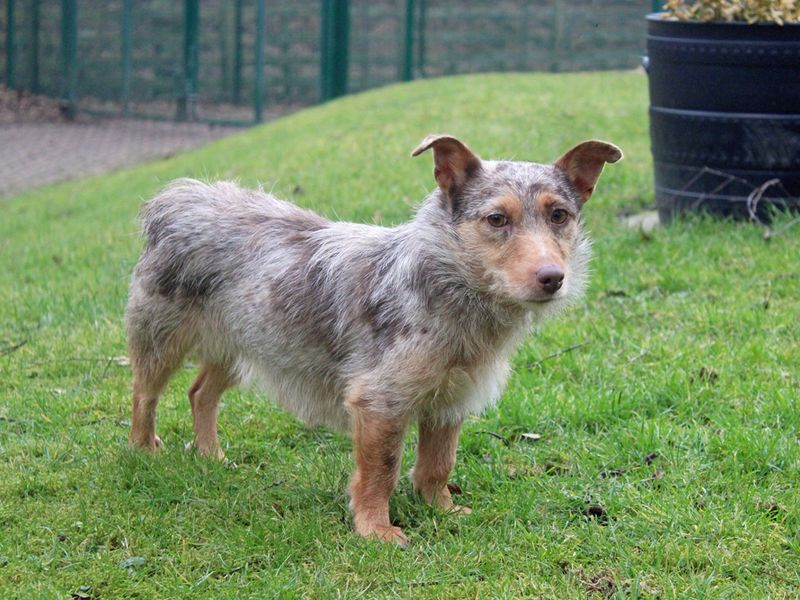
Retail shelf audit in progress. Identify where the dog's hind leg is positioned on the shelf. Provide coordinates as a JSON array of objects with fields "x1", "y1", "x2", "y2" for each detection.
[
  {"x1": 128, "y1": 326, "x2": 193, "y2": 452},
  {"x1": 187, "y1": 362, "x2": 234, "y2": 460},
  {"x1": 410, "y1": 418, "x2": 471, "y2": 514}
]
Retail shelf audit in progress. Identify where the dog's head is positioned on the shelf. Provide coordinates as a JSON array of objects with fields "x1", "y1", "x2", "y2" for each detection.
[{"x1": 412, "y1": 134, "x2": 622, "y2": 311}]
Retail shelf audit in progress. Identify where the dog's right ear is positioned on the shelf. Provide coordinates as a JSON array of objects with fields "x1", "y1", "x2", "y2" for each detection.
[
  {"x1": 554, "y1": 140, "x2": 623, "y2": 204},
  {"x1": 411, "y1": 134, "x2": 482, "y2": 202}
]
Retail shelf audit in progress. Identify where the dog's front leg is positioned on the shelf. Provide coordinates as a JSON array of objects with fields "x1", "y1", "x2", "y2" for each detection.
[
  {"x1": 348, "y1": 405, "x2": 410, "y2": 545},
  {"x1": 410, "y1": 418, "x2": 471, "y2": 514}
]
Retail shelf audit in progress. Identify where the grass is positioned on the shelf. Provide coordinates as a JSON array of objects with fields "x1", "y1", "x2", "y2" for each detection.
[{"x1": 1, "y1": 71, "x2": 799, "y2": 598}]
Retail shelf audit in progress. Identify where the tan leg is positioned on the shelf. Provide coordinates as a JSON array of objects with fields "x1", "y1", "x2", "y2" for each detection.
[
  {"x1": 410, "y1": 418, "x2": 470, "y2": 513},
  {"x1": 129, "y1": 355, "x2": 182, "y2": 452},
  {"x1": 128, "y1": 324, "x2": 193, "y2": 452},
  {"x1": 348, "y1": 407, "x2": 410, "y2": 545},
  {"x1": 187, "y1": 362, "x2": 233, "y2": 460}
]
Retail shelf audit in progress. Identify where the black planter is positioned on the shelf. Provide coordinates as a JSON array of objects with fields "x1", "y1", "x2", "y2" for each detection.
[{"x1": 645, "y1": 14, "x2": 800, "y2": 222}]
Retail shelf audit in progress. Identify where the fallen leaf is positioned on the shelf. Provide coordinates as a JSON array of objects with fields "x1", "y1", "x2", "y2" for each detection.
[
  {"x1": 447, "y1": 482, "x2": 463, "y2": 495},
  {"x1": 119, "y1": 556, "x2": 145, "y2": 570},
  {"x1": 71, "y1": 585, "x2": 92, "y2": 600},
  {"x1": 584, "y1": 504, "x2": 609, "y2": 524},
  {"x1": 692, "y1": 367, "x2": 719, "y2": 384},
  {"x1": 599, "y1": 468, "x2": 625, "y2": 478}
]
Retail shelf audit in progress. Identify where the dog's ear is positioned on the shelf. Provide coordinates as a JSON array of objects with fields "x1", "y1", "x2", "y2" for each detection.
[
  {"x1": 411, "y1": 134, "x2": 482, "y2": 201},
  {"x1": 554, "y1": 140, "x2": 623, "y2": 203}
]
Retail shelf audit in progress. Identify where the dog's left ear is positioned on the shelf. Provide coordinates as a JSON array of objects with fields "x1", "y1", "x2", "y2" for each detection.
[
  {"x1": 554, "y1": 140, "x2": 623, "y2": 203},
  {"x1": 411, "y1": 134, "x2": 482, "y2": 202}
]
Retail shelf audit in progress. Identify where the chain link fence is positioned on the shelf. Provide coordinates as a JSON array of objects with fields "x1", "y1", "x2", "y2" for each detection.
[{"x1": 1, "y1": 0, "x2": 656, "y2": 125}]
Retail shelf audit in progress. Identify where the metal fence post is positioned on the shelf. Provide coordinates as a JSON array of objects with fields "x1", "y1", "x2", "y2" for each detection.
[
  {"x1": 177, "y1": 0, "x2": 199, "y2": 121},
  {"x1": 253, "y1": 0, "x2": 266, "y2": 122},
  {"x1": 30, "y1": 0, "x2": 40, "y2": 93},
  {"x1": 121, "y1": 0, "x2": 133, "y2": 116},
  {"x1": 416, "y1": 0, "x2": 426, "y2": 78},
  {"x1": 233, "y1": 0, "x2": 243, "y2": 104},
  {"x1": 5, "y1": 0, "x2": 15, "y2": 89},
  {"x1": 320, "y1": 0, "x2": 331, "y2": 101},
  {"x1": 61, "y1": 0, "x2": 78, "y2": 117},
  {"x1": 218, "y1": 2, "x2": 228, "y2": 99},
  {"x1": 550, "y1": 1, "x2": 564, "y2": 72},
  {"x1": 320, "y1": 0, "x2": 349, "y2": 101},
  {"x1": 334, "y1": 0, "x2": 349, "y2": 98},
  {"x1": 401, "y1": 0, "x2": 415, "y2": 81}
]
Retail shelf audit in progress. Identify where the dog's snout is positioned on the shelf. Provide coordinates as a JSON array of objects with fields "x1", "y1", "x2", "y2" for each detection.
[{"x1": 536, "y1": 265, "x2": 564, "y2": 294}]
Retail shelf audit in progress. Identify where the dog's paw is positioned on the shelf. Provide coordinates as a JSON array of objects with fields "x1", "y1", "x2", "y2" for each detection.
[
  {"x1": 129, "y1": 434, "x2": 164, "y2": 453},
  {"x1": 185, "y1": 440, "x2": 226, "y2": 461},
  {"x1": 431, "y1": 497, "x2": 472, "y2": 516},
  {"x1": 355, "y1": 522, "x2": 409, "y2": 547},
  {"x1": 446, "y1": 504, "x2": 472, "y2": 516},
  {"x1": 367, "y1": 525, "x2": 409, "y2": 547},
  {"x1": 415, "y1": 484, "x2": 471, "y2": 514}
]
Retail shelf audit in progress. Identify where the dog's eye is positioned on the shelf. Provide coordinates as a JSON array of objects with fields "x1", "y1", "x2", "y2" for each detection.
[
  {"x1": 551, "y1": 209, "x2": 569, "y2": 225},
  {"x1": 486, "y1": 213, "x2": 508, "y2": 228}
]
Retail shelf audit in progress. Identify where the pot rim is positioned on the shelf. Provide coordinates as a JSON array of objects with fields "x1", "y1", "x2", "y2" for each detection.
[{"x1": 647, "y1": 12, "x2": 800, "y2": 27}]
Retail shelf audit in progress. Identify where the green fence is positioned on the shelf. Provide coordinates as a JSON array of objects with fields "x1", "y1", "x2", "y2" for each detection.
[{"x1": 1, "y1": 1, "x2": 656, "y2": 125}]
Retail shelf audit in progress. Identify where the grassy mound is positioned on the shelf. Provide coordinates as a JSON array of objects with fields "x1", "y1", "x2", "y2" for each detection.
[{"x1": 1, "y1": 72, "x2": 798, "y2": 597}]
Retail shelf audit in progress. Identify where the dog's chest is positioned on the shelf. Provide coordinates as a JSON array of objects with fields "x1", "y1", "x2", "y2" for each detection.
[
  {"x1": 421, "y1": 347, "x2": 515, "y2": 422},
  {"x1": 427, "y1": 316, "x2": 532, "y2": 420}
]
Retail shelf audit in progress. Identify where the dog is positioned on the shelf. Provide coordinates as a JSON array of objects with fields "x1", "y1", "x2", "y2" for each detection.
[{"x1": 126, "y1": 134, "x2": 622, "y2": 545}]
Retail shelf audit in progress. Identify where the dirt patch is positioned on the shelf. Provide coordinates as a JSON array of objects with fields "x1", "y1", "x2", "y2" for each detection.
[
  {"x1": 0, "y1": 86, "x2": 82, "y2": 124},
  {"x1": 564, "y1": 565, "x2": 618, "y2": 597},
  {"x1": 562, "y1": 564, "x2": 662, "y2": 598}
]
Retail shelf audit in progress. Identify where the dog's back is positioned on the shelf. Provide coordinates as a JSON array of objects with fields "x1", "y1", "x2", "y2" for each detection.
[{"x1": 136, "y1": 179, "x2": 327, "y2": 298}]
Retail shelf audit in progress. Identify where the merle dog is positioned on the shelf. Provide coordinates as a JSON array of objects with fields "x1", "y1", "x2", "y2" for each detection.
[{"x1": 126, "y1": 134, "x2": 622, "y2": 544}]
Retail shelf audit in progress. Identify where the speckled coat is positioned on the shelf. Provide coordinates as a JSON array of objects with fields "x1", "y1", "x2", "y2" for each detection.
[{"x1": 125, "y1": 134, "x2": 621, "y2": 544}]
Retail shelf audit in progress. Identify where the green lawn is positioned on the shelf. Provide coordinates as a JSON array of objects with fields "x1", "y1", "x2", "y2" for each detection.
[{"x1": 1, "y1": 71, "x2": 799, "y2": 598}]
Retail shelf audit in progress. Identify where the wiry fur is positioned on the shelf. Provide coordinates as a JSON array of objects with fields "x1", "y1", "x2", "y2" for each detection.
[{"x1": 125, "y1": 135, "x2": 620, "y2": 543}]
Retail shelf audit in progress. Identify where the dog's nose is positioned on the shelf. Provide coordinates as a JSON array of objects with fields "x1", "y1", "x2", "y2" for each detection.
[{"x1": 536, "y1": 265, "x2": 564, "y2": 294}]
